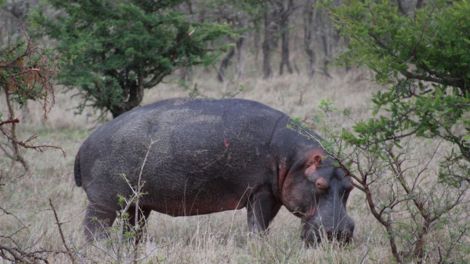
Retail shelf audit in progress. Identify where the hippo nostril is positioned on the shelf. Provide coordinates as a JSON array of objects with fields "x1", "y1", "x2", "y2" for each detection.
[{"x1": 315, "y1": 177, "x2": 329, "y2": 190}]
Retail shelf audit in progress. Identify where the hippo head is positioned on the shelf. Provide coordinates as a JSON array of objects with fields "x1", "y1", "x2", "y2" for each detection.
[{"x1": 279, "y1": 148, "x2": 355, "y2": 245}]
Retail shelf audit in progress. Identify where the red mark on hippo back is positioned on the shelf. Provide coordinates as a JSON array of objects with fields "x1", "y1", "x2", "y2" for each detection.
[{"x1": 224, "y1": 138, "x2": 230, "y2": 148}]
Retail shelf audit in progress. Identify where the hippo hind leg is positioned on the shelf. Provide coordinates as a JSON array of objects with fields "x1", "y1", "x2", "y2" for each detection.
[
  {"x1": 247, "y1": 188, "x2": 281, "y2": 233},
  {"x1": 83, "y1": 203, "x2": 117, "y2": 242}
]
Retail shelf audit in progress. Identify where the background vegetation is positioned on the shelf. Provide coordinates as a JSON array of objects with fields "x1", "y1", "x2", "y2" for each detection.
[{"x1": 1, "y1": 0, "x2": 468, "y2": 263}]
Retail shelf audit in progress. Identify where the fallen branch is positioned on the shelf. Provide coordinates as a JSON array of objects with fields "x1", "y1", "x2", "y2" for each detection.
[{"x1": 0, "y1": 245, "x2": 50, "y2": 264}]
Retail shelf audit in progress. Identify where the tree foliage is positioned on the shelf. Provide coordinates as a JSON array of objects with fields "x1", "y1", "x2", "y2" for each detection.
[
  {"x1": 325, "y1": 0, "x2": 469, "y2": 180},
  {"x1": 33, "y1": 0, "x2": 232, "y2": 117}
]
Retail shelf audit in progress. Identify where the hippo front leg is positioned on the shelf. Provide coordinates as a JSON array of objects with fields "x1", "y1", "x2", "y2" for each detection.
[{"x1": 246, "y1": 187, "x2": 281, "y2": 233}]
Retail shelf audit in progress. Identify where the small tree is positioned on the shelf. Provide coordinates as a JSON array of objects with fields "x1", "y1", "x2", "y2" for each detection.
[
  {"x1": 318, "y1": 0, "x2": 470, "y2": 262},
  {"x1": 33, "y1": 0, "x2": 231, "y2": 117},
  {"x1": 304, "y1": 100, "x2": 469, "y2": 264},
  {"x1": 0, "y1": 31, "x2": 57, "y2": 171},
  {"x1": 0, "y1": 5, "x2": 66, "y2": 260}
]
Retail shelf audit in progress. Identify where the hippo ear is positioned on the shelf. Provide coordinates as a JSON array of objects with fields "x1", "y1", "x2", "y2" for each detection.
[
  {"x1": 309, "y1": 154, "x2": 322, "y2": 166},
  {"x1": 305, "y1": 153, "x2": 323, "y2": 176}
]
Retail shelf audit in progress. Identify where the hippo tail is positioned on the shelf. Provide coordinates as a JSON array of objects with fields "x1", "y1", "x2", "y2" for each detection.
[{"x1": 74, "y1": 152, "x2": 82, "y2": 187}]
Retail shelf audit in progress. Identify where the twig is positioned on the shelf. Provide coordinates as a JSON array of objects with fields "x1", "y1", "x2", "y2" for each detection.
[
  {"x1": 0, "y1": 206, "x2": 28, "y2": 230},
  {"x1": 0, "y1": 119, "x2": 19, "y2": 126},
  {"x1": 0, "y1": 126, "x2": 65, "y2": 157},
  {"x1": 48, "y1": 199, "x2": 75, "y2": 264}
]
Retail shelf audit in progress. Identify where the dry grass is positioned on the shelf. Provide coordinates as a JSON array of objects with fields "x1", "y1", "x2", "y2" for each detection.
[{"x1": 1, "y1": 70, "x2": 414, "y2": 263}]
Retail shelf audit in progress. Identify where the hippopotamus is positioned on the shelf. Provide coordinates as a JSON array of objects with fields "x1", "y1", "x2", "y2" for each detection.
[{"x1": 74, "y1": 98, "x2": 355, "y2": 244}]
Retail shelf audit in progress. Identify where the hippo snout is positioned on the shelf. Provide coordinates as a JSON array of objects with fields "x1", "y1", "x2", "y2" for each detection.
[{"x1": 301, "y1": 214, "x2": 355, "y2": 246}]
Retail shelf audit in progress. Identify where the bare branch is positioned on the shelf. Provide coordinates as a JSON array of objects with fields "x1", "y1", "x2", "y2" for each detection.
[
  {"x1": 48, "y1": 199, "x2": 75, "y2": 264},
  {"x1": 0, "y1": 119, "x2": 19, "y2": 126}
]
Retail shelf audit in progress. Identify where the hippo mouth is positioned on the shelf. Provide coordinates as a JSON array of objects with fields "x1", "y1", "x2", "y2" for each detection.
[
  {"x1": 301, "y1": 213, "x2": 354, "y2": 246},
  {"x1": 311, "y1": 228, "x2": 353, "y2": 244},
  {"x1": 302, "y1": 225, "x2": 353, "y2": 247}
]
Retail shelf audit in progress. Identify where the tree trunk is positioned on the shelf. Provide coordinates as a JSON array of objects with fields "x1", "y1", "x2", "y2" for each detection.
[
  {"x1": 396, "y1": 0, "x2": 407, "y2": 15},
  {"x1": 2, "y1": 86, "x2": 28, "y2": 170},
  {"x1": 217, "y1": 36, "x2": 245, "y2": 82},
  {"x1": 180, "y1": 66, "x2": 193, "y2": 82},
  {"x1": 235, "y1": 36, "x2": 245, "y2": 80},
  {"x1": 185, "y1": 0, "x2": 193, "y2": 15},
  {"x1": 303, "y1": 0, "x2": 316, "y2": 78},
  {"x1": 217, "y1": 46, "x2": 236, "y2": 82},
  {"x1": 416, "y1": 0, "x2": 424, "y2": 9},
  {"x1": 253, "y1": 20, "x2": 261, "y2": 69},
  {"x1": 279, "y1": 0, "x2": 294, "y2": 75},
  {"x1": 317, "y1": 9, "x2": 331, "y2": 77},
  {"x1": 111, "y1": 74, "x2": 144, "y2": 118},
  {"x1": 262, "y1": 6, "x2": 273, "y2": 79},
  {"x1": 321, "y1": 33, "x2": 331, "y2": 77}
]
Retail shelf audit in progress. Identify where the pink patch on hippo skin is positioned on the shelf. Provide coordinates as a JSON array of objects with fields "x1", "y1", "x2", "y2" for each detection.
[
  {"x1": 304, "y1": 148, "x2": 325, "y2": 176},
  {"x1": 306, "y1": 206, "x2": 317, "y2": 218},
  {"x1": 224, "y1": 138, "x2": 230, "y2": 148},
  {"x1": 305, "y1": 164, "x2": 317, "y2": 176}
]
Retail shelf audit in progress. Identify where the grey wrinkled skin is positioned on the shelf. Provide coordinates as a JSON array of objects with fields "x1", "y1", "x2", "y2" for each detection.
[{"x1": 74, "y1": 98, "x2": 355, "y2": 244}]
